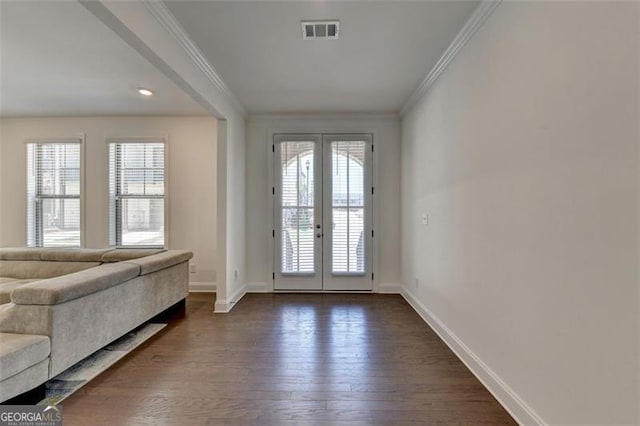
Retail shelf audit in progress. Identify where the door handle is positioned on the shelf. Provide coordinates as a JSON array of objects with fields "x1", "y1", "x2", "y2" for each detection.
[{"x1": 316, "y1": 233, "x2": 322, "y2": 238}]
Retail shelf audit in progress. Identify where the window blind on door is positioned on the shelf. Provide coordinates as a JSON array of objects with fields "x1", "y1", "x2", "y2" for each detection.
[
  {"x1": 280, "y1": 141, "x2": 315, "y2": 273},
  {"x1": 331, "y1": 141, "x2": 365, "y2": 273}
]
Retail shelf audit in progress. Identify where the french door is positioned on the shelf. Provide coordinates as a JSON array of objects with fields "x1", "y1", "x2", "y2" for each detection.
[{"x1": 273, "y1": 134, "x2": 373, "y2": 291}]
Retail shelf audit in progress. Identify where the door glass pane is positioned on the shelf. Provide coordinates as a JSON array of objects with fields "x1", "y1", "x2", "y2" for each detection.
[
  {"x1": 281, "y1": 207, "x2": 314, "y2": 273},
  {"x1": 331, "y1": 141, "x2": 365, "y2": 273},
  {"x1": 280, "y1": 141, "x2": 315, "y2": 273}
]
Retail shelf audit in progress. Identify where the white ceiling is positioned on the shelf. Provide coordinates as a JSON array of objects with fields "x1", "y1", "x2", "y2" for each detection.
[
  {"x1": 165, "y1": 0, "x2": 480, "y2": 114},
  {"x1": 1, "y1": 1, "x2": 480, "y2": 117},
  {"x1": 0, "y1": 1, "x2": 209, "y2": 117}
]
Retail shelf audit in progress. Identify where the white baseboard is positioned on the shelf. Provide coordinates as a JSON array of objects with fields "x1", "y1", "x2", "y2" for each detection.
[
  {"x1": 214, "y1": 283, "x2": 247, "y2": 313},
  {"x1": 400, "y1": 286, "x2": 545, "y2": 426},
  {"x1": 377, "y1": 282, "x2": 401, "y2": 293},
  {"x1": 247, "y1": 282, "x2": 269, "y2": 292},
  {"x1": 189, "y1": 281, "x2": 216, "y2": 293},
  {"x1": 213, "y1": 298, "x2": 227, "y2": 313},
  {"x1": 247, "y1": 282, "x2": 399, "y2": 293}
]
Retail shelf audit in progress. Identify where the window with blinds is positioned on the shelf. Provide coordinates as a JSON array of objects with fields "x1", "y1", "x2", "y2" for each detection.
[
  {"x1": 108, "y1": 141, "x2": 165, "y2": 248},
  {"x1": 27, "y1": 141, "x2": 81, "y2": 247}
]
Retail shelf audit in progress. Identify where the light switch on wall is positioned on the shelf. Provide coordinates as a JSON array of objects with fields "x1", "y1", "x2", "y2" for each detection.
[{"x1": 421, "y1": 213, "x2": 428, "y2": 226}]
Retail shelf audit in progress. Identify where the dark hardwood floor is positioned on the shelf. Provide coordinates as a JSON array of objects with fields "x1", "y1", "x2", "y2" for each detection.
[{"x1": 62, "y1": 293, "x2": 516, "y2": 425}]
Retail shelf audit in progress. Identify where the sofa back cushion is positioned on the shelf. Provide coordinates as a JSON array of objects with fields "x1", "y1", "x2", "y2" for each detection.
[
  {"x1": 0, "y1": 260, "x2": 101, "y2": 280},
  {"x1": 39, "y1": 249, "x2": 111, "y2": 262},
  {"x1": 123, "y1": 250, "x2": 192, "y2": 275},
  {"x1": 0, "y1": 248, "x2": 42, "y2": 261},
  {"x1": 0, "y1": 248, "x2": 112, "y2": 262},
  {"x1": 100, "y1": 249, "x2": 165, "y2": 263},
  {"x1": 0, "y1": 278, "x2": 38, "y2": 304},
  {"x1": 10, "y1": 262, "x2": 141, "y2": 305}
]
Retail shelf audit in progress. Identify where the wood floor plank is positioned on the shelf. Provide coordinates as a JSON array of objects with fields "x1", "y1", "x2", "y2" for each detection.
[{"x1": 61, "y1": 293, "x2": 516, "y2": 425}]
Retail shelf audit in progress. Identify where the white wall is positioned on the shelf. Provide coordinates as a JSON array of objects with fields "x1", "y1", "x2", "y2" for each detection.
[
  {"x1": 83, "y1": 0, "x2": 248, "y2": 312},
  {"x1": 0, "y1": 116, "x2": 217, "y2": 287},
  {"x1": 401, "y1": 2, "x2": 639, "y2": 424},
  {"x1": 222, "y1": 117, "x2": 247, "y2": 305},
  {"x1": 246, "y1": 114, "x2": 401, "y2": 290}
]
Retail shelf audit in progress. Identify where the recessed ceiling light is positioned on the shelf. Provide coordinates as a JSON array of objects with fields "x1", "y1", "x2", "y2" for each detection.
[{"x1": 137, "y1": 88, "x2": 153, "y2": 96}]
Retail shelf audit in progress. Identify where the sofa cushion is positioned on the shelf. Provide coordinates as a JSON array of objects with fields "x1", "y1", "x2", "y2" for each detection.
[
  {"x1": 101, "y1": 248, "x2": 165, "y2": 263},
  {"x1": 11, "y1": 262, "x2": 141, "y2": 305},
  {"x1": 0, "y1": 260, "x2": 101, "y2": 280},
  {"x1": 0, "y1": 333, "x2": 50, "y2": 381},
  {"x1": 0, "y1": 278, "x2": 38, "y2": 304},
  {"x1": 0, "y1": 358, "x2": 49, "y2": 403},
  {"x1": 0, "y1": 248, "x2": 43, "y2": 261},
  {"x1": 123, "y1": 250, "x2": 193, "y2": 275},
  {"x1": 0, "y1": 247, "x2": 113, "y2": 262},
  {"x1": 40, "y1": 248, "x2": 112, "y2": 262}
]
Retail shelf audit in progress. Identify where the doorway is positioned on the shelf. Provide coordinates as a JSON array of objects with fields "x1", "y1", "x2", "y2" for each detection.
[{"x1": 273, "y1": 134, "x2": 373, "y2": 291}]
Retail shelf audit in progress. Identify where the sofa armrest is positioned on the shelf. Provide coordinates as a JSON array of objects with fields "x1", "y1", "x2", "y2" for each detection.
[
  {"x1": 123, "y1": 250, "x2": 193, "y2": 275},
  {"x1": 10, "y1": 263, "x2": 140, "y2": 305}
]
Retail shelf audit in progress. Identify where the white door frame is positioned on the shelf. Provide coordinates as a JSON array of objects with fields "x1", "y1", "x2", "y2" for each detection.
[{"x1": 267, "y1": 127, "x2": 380, "y2": 292}]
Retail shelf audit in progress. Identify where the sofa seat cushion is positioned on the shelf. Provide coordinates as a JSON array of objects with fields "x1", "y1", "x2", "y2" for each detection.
[
  {"x1": 11, "y1": 262, "x2": 140, "y2": 305},
  {"x1": 0, "y1": 333, "x2": 50, "y2": 381},
  {"x1": 0, "y1": 278, "x2": 38, "y2": 304},
  {"x1": 0, "y1": 260, "x2": 101, "y2": 280},
  {"x1": 0, "y1": 358, "x2": 48, "y2": 403}
]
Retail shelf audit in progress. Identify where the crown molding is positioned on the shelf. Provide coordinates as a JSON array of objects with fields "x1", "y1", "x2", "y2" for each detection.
[
  {"x1": 248, "y1": 112, "x2": 399, "y2": 123},
  {"x1": 143, "y1": 0, "x2": 247, "y2": 118},
  {"x1": 400, "y1": 0, "x2": 501, "y2": 117}
]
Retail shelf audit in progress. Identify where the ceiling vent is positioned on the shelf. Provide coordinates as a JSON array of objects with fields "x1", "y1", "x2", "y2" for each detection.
[{"x1": 301, "y1": 20, "x2": 339, "y2": 40}]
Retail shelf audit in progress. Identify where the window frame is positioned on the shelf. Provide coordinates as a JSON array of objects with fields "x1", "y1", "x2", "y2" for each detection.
[
  {"x1": 25, "y1": 136, "x2": 85, "y2": 248},
  {"x1": 107, "y1": 138, "x2": 168, "y2": 249}
]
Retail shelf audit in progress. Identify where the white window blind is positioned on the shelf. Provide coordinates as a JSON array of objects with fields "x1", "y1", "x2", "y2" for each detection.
[
  {"x1": 26, "y1": 141, "x2": 81, "y2": 247},
  {"x1": 331, "y1": 141, "x2": 365, "y2": 273},
  {"x1": 108, "y1": 141, "x2": 165, "y2": 248},
  {"x1": 280, "y1": 141, "x2": 315, "y2": 273}
]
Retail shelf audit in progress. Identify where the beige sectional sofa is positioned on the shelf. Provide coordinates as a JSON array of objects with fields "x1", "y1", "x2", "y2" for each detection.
[{"x1": 0, "y1": 247, "x2": 193, "y2": 402}]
